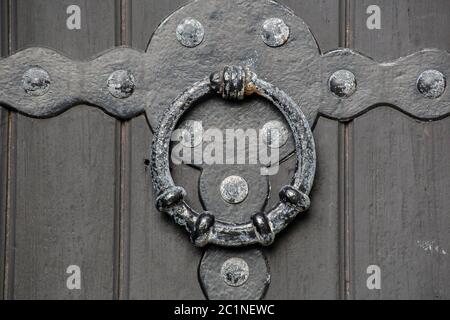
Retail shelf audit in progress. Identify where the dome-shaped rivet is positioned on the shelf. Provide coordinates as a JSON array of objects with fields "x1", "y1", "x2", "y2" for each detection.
[
  {"x1": 220, "y1": 257, "x2": 250, "y2": 287},
  {"x1": 107, "y1": 70, "x2": 135, "y2": 99},
  {"x1": 220, "y1": 175, "x2": 249, "y2": 204},
  {"x1": 328, "y1": 69, "x2": 357, "y2": 98},
  {"x1": 261, "y1": 18, "x2": 290, "y2": 47},
  {"x1": 417, "y1": 70, "x2": 446, "y2": 98},
  {"x1": 176, "y1": 18, "x2": 204, "y2": 48},
  {"x1": 22, "y1": 67, "x2": 51, "y2": 96}
]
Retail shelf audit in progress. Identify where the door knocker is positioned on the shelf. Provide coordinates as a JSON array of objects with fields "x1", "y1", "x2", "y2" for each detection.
[{"x1": 150, "y1": 65, "x2": 316, "y2": 247}]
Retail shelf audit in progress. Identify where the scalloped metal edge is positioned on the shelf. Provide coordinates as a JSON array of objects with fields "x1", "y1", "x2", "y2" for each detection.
[
  {"x1": 1, "y1": 47, "x2": 449, "y2": 122},
  {"x1": 0, "y1": 21, "x2": 448, "y2": 122}
]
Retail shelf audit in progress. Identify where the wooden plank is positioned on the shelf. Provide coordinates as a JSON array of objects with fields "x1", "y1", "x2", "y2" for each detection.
[
  {"x1": 10, "y1": 0, "x2": 118, "y2": 299},
  {"x1": 349, "y1": 0, "x2": 450, "y2": 61},
  {"x1": 130, "y1": 0, "x2": 188, "y2": 50},
  {"x1": 0, "y1": 0, "x2": 8, "y2": 299},
  {"x1": 263, "y1": 0, "x2": 342, "y2": 300},
  {"x1": 127, "y1": 116, "x2": 204, "y2": 299},
  {"x1": 127, "y1": 0, "x2": 204, "y2": 299},
  {"x1": 279, "y1": 0, "x2": 342, "y2": 53},
  {"x1": 351, "y1": 108, "x2": 450, "y2": 299},
  {"x1": 265, "y1": 118, "x2": 341, "y2": 299},
  {"x1": 347, "y1": 0, "x2": 450, "y2": 299}
]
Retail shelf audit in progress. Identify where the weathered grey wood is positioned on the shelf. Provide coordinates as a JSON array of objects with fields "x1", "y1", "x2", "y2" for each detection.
[
  {"x1": 265, "y1": 118, "x2": 341, "y2": 299},
  {"x1": 351, "y1": 108, "x2": 450, "y2": 299},
  {"x1": 262, "y1": 0, "x2": 342, "y2": 300},
  {"x1": 127, "y1": 0, "x2": 204, "y2": 299},
  {"x1": 0, "y1": 0, "x2": 8, "y2": 298},
  {"x1": 131, "y1": 0, "x2": 188, "y2": 50},
  {"x1": 347, "y1": 0, "x2": 450, "y2": 299},
  {"x1": 127, "y1": 116, "x2": 204, "y2": 299},
  {"x1": 10, "y1": 0, "x2": 118, "y2": 299},
  {"x1": 349, "y1": 0, "x2": 450, "y2": 61},
  {"x1": 279, "y1": 0, "x2": 341, "y2": 53}
]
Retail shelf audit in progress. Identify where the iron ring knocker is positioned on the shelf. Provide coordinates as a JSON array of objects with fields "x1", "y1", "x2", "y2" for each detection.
[{"x1": 151, "y1": 65, "x2": 316, "y2": 247}]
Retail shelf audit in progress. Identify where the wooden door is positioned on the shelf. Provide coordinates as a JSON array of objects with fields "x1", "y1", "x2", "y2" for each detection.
[{"x1": 0, "y1": 0, "x2": 449, "y2": 299}]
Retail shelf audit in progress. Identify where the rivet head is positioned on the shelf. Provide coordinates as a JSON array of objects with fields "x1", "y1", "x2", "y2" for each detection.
[
  {"x1": 220, "y1": 258, "x2": 249, "y2": 287},
  {"x1": 176, "y1": 18, "x2": 204, "y2": 48},
  {"x1": 178, "y1": 120, "x2": 203, "y2": 148},
  {"x1": 220, "y1": 175, "x2": 249, "y2": 204},
  {"x1": 22, "y1": 67, "x2": 51, "y2": 96},
  {"x1": 261, "y1": 18, "x2": 290, "y2": 47},
  {"x1": 107, "y1": 70, "x2": 135, "y2": 99},
  {"x1": 417, "y1": 70, "x2": 446, "y2": 98},
  {"x1": 329, "y1": 70, "x2": 357, "y2": 98},
  {"x1": 261, "y1": 120, "x2": 289, "y2": 148}
]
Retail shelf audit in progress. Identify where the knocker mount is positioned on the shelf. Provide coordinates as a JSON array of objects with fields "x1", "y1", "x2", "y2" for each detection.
[{"x1": 0, "y1": 0, "x2": 448, "y2": 300}]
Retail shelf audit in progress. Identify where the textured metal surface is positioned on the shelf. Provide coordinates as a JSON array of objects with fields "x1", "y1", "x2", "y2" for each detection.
[
  {"x1": 220, "y1": 257, "x2": 250, "y2": 287},
  {"x1": 328, "y1": 69, "x2": 357, "y2": 98},
  {"x1": 22, "y1": 67, "x2": 51, "y2": 96},
  {"x1": 220, "y1": 175, "x2": 249, "y2": 204},
  {"x1": 176, "y1": 18, "x2": 205, "y2": 48},
  {"x1": 199, "y1": 165, "x2": 269, "y2": 224},
  {"x1": 199, "y1": 247, "x2": 270, "y2": 300},
  {"x1": 150, "y1": 65, "x2": 316, "y2": 247},
  {"x1": 107, "y1": 70, "x2": 136, "y2": 99},
  {"x1": 416, "y1": 69, "x2": 446, "y2": 98},
  {"x1": 0, "y1": 47, "x2": 145, "y2": 119},
  {"x1": 0, "y1": 1, "x2": 448, "y2": 122},
  {"x1": 261, "y1": 17, "x2": 290, "y2": 47},
  {"x1": 261, "y1": 120, "x2": 289, "y2": 148}
]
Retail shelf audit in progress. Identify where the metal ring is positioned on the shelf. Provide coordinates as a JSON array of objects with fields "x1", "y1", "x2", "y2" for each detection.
[{"x1": 151, "y1": 66, "x2": 316, "y2": 247}]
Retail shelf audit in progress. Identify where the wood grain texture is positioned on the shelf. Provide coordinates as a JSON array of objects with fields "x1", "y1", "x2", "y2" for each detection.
[
  {"x1": 349, "y1": 0, "x2": 450, "y2": 61},
  {"x1": 279, "y1": 0, "x2": 341, "y2": 53},
  {"x1": 265, "y1": 118, "x2": 341, "y2": 299},
  {"x1": 0, "y1": 0, "x2": 8, "y2": 298},
  {"x1": 127, "y1": 0, "x2": 204, "y2": 299},
  {"x1": 9, "y1": 0, "x2": 118, "y2": 299},
  {"x1": 265, "y1": 0, "x2": 342, "y2": 299},
  {"x1": 127, "y1": 116, "x2": 204, "y2": 299},
  {"x1": 347, "y1": 0, "x2": 450, "y2": 299},
  {"x1": 351, "y1": 107, "x2": 450, "y2": 299},
  {"x1": 131, "y1": 0, "x2": 188, "y2": 50}
]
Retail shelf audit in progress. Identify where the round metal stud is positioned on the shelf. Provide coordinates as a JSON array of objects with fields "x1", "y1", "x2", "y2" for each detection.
[
  {"x1": 261, "y1": 18, "x2": 290, "y2": 47},
  {"x1": 107, "y1": 70, "x2": 135, "y2": 99},
  {"x1": 22, "y1": 67, "x2": 51, "y2": 96},
  {"x1": 328, "y1": 69, "x2": 357, "y2": 98},
  {"x1": 220, "y1": 175, "x2": 249, "y2": 204},
  {"x1": 176, "y1": 18, "x2": 205, "y2": 48},
  {"x1": 261, "y1": 120, "x2": 289, "y2": 148},
  {"x1": 417, "y1": 70, "x2": 446, "y2": 98},
  {"x1": 177, "y1": 120, "x2": 203, "y2": 148},
  {"x1": 220, "y1": 257, "x2": 250, "y2": 287}
]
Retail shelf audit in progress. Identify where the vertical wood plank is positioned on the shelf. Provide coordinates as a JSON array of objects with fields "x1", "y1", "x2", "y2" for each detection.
[
  {"x1": 265, "y1": 118, "x2": 341, "y2": 299},
  {"x1": 130, "y1": 0, "x2": 188, "y2": 50},
  {"x1": 352, "y1": 108, "x2": 450, "y2": 299},
  {"x1": 10, "y1": 0, "x2": 118, "y2": 299},
  {"x1": 350, "y1": 0, "x2": 450, "y2": 61},
  {"x1": 262, "y1": 0, "x2": 342, "y2": 300},
  {"x1": 263, "y1": 0, "x2": 344, "y2": 299},
  {"x1": 127, "y1": 0, "x2": 204, "y2": 299},
  {"x1": 0, "y1": 0, "x2": 8, "y2": 299},
  {"x1": 347, "y1": 0, "x2": 450, "y2": 299}
]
